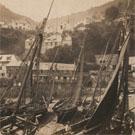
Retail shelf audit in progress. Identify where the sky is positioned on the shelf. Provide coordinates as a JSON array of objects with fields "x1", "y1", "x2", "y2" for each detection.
[{"x1": 0, "y1": 0, "x2": 114, "y2": 21}]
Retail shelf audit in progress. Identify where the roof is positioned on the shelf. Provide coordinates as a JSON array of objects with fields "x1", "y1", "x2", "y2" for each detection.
[
  {"x1": 0, "y1": 54, "x2": 20, "y2": 62},
  {"x1": 129, "y1": 57, "x2": 135, "y2": 65},
  {"x1": 35, "y1": 62, "x2": 76, "y2": 71},
  {"x1": 45, "y1": 34, "x2": 62, "y2": 42},
  {"x1": 1, "y1": 58, "x2": 75, "y2": 71},
  {"x1": 95, "y1": 54, "x2": 118, "y2": 58},
  {"x1": 7, "y1": 61, "x2": 22, "y2": 67}
]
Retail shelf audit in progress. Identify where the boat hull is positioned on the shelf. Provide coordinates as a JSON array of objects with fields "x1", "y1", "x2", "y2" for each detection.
[{"x1": 55, "y1": 107, "x2": 77, "y2": 123}]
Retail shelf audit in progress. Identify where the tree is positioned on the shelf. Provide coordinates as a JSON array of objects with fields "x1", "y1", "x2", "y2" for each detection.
[
  {"x1": 105, "y1": 6, "x2": 120, "y2": 21},
  {"x1": 44, "y1": 21, "x2": 119, "y2": 64},
  {"x1": 45, "y1": 45, "x2": 74, "y2": 64},
  {"x1": 0, "y1": 28, "x2": 26, "y2": 56}
]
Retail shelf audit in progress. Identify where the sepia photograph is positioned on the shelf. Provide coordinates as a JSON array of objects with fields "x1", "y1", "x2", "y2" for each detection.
[{"x1": 0, "y1": 0, "x2": 135, "y2": 134}]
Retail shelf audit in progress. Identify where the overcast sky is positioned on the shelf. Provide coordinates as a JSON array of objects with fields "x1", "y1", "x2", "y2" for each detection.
[{"x1": 1, "y1": 0, "x2": 114, "y2": 21}]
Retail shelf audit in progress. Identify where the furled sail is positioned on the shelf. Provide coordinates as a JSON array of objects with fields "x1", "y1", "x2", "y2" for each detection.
[{"x1": 59, "y1": 32, "x2": 131, "y2": 134}]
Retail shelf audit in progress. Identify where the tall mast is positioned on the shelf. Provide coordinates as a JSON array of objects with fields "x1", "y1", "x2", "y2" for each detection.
[
  {"x1": 121, "y1": 0, "x2": 134, "y2": 127},
  {"x1": 124, "y1": 15, "x2": 134, "y2": 114},
  {"x1": 15, "y1": 0, "x2": 55, "y2": 112},
  {"x1": 73, "y1": 33, "x2": 85, "y2": 106}
]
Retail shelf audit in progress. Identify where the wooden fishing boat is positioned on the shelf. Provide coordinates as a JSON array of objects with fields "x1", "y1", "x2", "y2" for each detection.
[
  {"x1": 54, "y1": 101, "x2": 77, "y2": 123},
  {"x1": 53, "y1": 9, "x2": 135, "y2": 135},
  {"x1": 53, "y1": 41, "x2": 86, "y2": 124},
  {"x1": 0, "y1": 0, "x2": 55, "y2": 134}
]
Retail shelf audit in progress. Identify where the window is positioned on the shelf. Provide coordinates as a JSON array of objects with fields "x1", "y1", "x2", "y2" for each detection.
[
  {"x1": 100, "y1": 60, "x2": 102, "y2": 64},
  {"x1": 7, "y1": 56, "x2": 11, "y2": 60},
  {"x1": 63, "y1": 76, "x2": 67, "y2": 80},
  {"x1": 58, "y1": 76, "x2": 61, "y2": 80},
  {"x1": 44, "y1": 76, "x2": 48, "y2": 80},
  {"x1": 1, "y1": 73, "x2": 5, "y2": 77},
  {"x1": 0, "y1": 67, "x2": 2, "y2": 70},
  {"x1": 40, "y1": 70, "x2": 43, "y2": 74},
  {"x1": 8, "y1": 73, "x2": 11, "y2": 77}
]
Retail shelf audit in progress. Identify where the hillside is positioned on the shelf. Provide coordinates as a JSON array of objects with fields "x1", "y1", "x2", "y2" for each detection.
[
  {"x1": 0, "y1": 3, "x2": 36, "y2": 27},
  {"x1": 47, "y1": 0, "x2": 119, "y2": 29},
  {"x1": 1, "y1": 0, "x2": 134, "y2": 57},
  {"x1": 0, "y1": 0, "x2": 133, "y2": 29},
  {"x1": 0, "y1": 0, "x2": 121, "y2": 29}
]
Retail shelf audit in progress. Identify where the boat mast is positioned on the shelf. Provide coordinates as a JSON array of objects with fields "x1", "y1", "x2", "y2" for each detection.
[
  {"x1": 121, "y1": 0, "x2": 134, "y2": 129},
  {"x1": 15, "y1": 0, "x2": 55, "y2": 112},
  {"x1": 73, "y1": 33, "x2": 85, "y2": 106}
]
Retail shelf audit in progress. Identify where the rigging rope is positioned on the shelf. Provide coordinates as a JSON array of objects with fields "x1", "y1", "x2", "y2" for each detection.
[
  {"x1": 0, "y1": 41, "x2": 36, "y2": 103},
  {"x1": 85, "y1": 31, "x2": 130, "y2": 128},
  {"x1": 84, "y1": 21, "x2": 130, "y2": 119},
  {"x1": 15, "y1": 0, "x2": 55, "y2": 112}
]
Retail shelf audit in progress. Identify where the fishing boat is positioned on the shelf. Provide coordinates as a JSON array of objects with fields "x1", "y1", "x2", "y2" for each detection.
[
  {"x1": 52, "y1": 37, "x2": 86, "y2": 123},
  {"x1": 53, "y1": 4, "x2": 135, "y2": 135},
  {"x1": 0, "y1": 0, "x2": 55, "y2": 134}
]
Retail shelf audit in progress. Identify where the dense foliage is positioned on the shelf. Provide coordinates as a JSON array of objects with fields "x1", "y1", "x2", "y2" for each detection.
[
  {"x1": 44, "y1": 21, "x2": 120, "y2": 64},
  {"x1": 0, "y1": 0, "x2": 134, "y2": 62},
  {"x1": 0, "y1": 28, "x2": 34, "y2": 57},
  {"x1": 105, "y1": 6, "x2": 120, "y2": 21},
  {"x1": 44, "y1": 1, "x2": 135, "y2": 63}
]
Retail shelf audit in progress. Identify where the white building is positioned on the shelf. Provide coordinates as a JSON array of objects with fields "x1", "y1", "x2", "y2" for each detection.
[
  {"x1": 33, "y1": 62, "x2": 75, "y2": 72},
  {"x1": 25, "y1": 37, "x2": 35, "y2": 50},
  {"x1": 0, "y1": 21, "x2": 5, "y2": 27},
  {"x1": 25, "y1": 34, "x2": 62, "y2": 54},
  {"x1": 129, "y1": 56, "x2": 135, "y2": 70},
  {"x1": 25, "y1": 32, "x2": 72, "y2": 54},
  {"x1": 45, "y1": 25, "x2": 64, "y2": 33},
  {"x1": 0, "y1": 54, "x2": 76, "y2": 81},
  {"x1": 62, "y1": 33, "x2": 72, "y2": 46},
  {"x1": 42, "y1": 32, "x2": 72, "y2": 54},
  {"x1": 0, "y1": 55, "x2": 75, "y2": 83},
  {"x1": 42, "y1": 33, "x2": 62, "y2": 53},
  {"x1": 10, "y1": 21, "x2": 34, "y2": 31},
  {"x1": 0, "y1": 21, "x2": 4, "y2": 25},
  {"x1": 129, "y1": 56, "x2": 135, "y2": 77},
  {"x1": 0, "y1": 22, "x2": 10, "y2": 29},
  {"x1": 0, "y1": 54, "x2": 21, "y2": 78},
  {"x1": 0, "y1": 21, "x2": 35, "y2": 31},
  {"x1": 33, "y1": 62, "x2": 76, "y2": 82}
]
